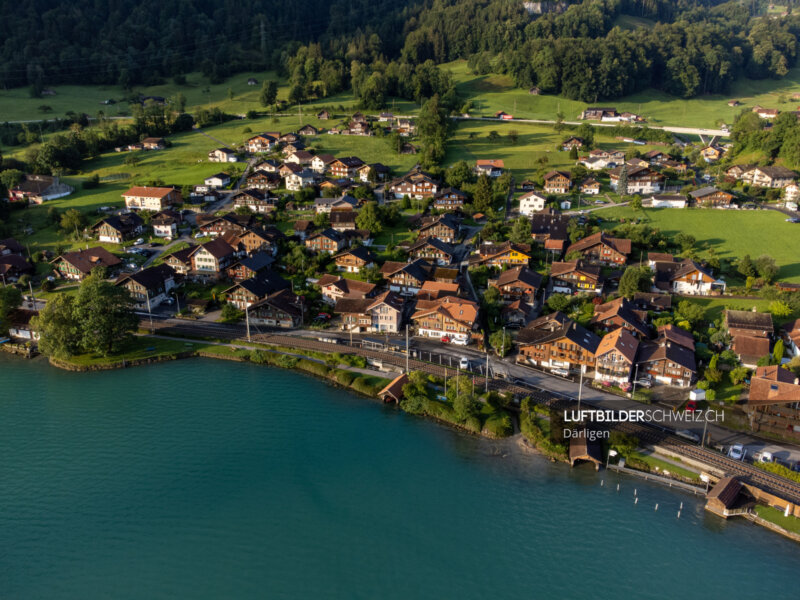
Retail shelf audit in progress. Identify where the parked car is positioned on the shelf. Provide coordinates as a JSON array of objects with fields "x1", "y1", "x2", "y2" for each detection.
[
  {"x1": 552, "y1": 368, "x2": 570, "y2": 377},
  {"x1": 635, "y1": 378, "x2": 652, "y2": 388},
  {"x1": 785, "y1": 217, "x2": 800, "y2": 223},
  {"x1": 728, "y1": 444, "x2": 745, "y2": 461},
  {"x1": 440, "y1": 336, "x2": 451, "y2": 343},
  {"x1": 756, "y1": 451, "x2": 774, "y2": 463},
  {"x1": 134, "y1": 238, "x2": 145, "y2": 245},
  {"x1": 685, "y1": 400, "x2": 698, "y2": 412},
  {"x1": 459, "y1": 357, "x2": 470, "y2": 370},
  {"x1": 316, "y1": 312, "x2": 331, "y2": 320}
]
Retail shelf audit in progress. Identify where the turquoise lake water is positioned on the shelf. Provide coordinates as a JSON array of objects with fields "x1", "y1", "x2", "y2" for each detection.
[{"x1": 0, "y1": 355, "x2": 797, "y2": 599}]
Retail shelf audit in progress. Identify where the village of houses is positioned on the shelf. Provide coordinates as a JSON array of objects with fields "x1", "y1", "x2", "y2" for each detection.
[{"x1": 4, "y1": 104, "x2": 800, "y2": 441}]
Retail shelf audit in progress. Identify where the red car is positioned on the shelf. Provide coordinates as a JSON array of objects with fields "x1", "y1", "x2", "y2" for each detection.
[
  {"x1": 685, "y1": 400, "x2": 698, "y2": 412},
  {"x1": 316, "y1": 312, "x2": 331, "y2": 320},
  {"x1": 441, "y1": 336, "x2": 451, "y2": 343}
]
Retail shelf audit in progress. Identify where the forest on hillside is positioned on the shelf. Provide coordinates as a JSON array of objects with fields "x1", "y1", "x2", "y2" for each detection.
[{"x1": 1, "y1": 0, "x2": 799, "y2": 102}]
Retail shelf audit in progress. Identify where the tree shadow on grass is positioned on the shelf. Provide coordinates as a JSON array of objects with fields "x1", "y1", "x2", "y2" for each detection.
[{"x1": 778, "y1": 262, "x2": 800, "y2": 281}]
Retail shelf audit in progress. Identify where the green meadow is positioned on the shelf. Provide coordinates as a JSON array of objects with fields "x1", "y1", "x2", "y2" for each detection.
[
  {"x1": 598, "y1": 206, "x2": 800, "y2": 282},
  {"x1": 447, "y1": 60, "x2": 800, "y2": 129}
]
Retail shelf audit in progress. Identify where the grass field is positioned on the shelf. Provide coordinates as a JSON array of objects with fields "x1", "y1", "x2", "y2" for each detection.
[
  {"x1": 0, "y1": 68, "x2": 421, "y2": 127},
  {"x1": 629, "y1": 450, "x2": 701, "y2": 480},
  {"x1": 754, "y1": 505, "x2": 800, "y2": 534},
  {"x1": 597, "y1": 206, "x2": 800, "y2": 282},
  {"x1": 448, "y1": 59, "x2": 800, "y2": 130},
  {"x1": 446, "y1": 119, "x2": 667, "y2": 182}
]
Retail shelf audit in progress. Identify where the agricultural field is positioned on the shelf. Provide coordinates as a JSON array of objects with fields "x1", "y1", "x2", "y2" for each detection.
[
  {"x1": 597, "y1": 206, "x2": 800, "y2": 282},
  {"x1": 447, "y1": 60, "x2": 800, "y2": 130},
  {"x1": 445, "y1": 119, "x2": 669, "y2": 182},
  {"x1": 0, "y1": 70, "x2": 421, "y2": 126}
]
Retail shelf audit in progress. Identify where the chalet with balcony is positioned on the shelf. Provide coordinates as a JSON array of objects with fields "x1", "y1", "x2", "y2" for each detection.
[
  {"x1": 566, "y1": 232, "x2": 630, "y2": 266},
  {"x1": 543, "y1": 170, "x2": 572, "y2": 194},
  {"x1": 115, "y1": 264, "x2": 176, "y2": 309},
  {"x1": 329, "y1": 157, "x2": 365, "y2": 179},
  {"x1": 381, "y1": 259, "x2": 432, "y2": 295},
  {"x1": 197, "y1": 213, "x2": 254, "y2": 237},
  {"x1": 188, "y1": 238, "x2": 239, "y2": 280},
  {"x1": 591, "y1": 297, "x2": 650, "y2": 339},
  {"x1": 224, "y1": 271, "x2": 291, "y2": 309},
  {"x1": 594, "y1": 328, "x2": 639, "y2": 386},
  {"x1": 226, "y1": 251, "x2": 276, "y2": 281},
  {"x1": 411, "y1": 296, "x2": 479, "y2": 345},
  {"x1": 246, "y1": 133, "x2": 278, "y2": 153},
  {"x1": 163, "y1": 244, "x2": 196, "y2": 275},
  {"x1": 316, "y1": 274, "x2": 377, "y2": 305},
  {"x1": 609, "y1": 166, "x2": 664, "y2": 194},
  {"x1": 329, "y1": 210, "x2": 358, "y2": 232},
  {"x1": 689, "y1": 186, "x2": 735, "y2": 208},
  {"x1": 474, "y1": 241, "x2": 532, "y2": 268},
  {"x1": 406, "y1": 237, "x2": 456, "y2": 265},
  {"x1": 247, "y1": 288, "x2": 305, "y2": 328},
  {"x1": 208, "y1": 147, "x2": 238, "y2": 163},
  {"x1": 516, "y1": 317, "x2": 600, "y2": 374},
  {"x1": 488, "y1": 265, "x2": 542, "y2": 304},
  {"x1": 92, "y1": 213, "x2": 144, "y2": 244},
  {"x1": 387, "y1": 167, "x2": 440, "y2": 200},
  {"x1": 550, "y1": 260, "x2": 604, "y2": 294},
  {"x1": 475, "y1": 159, "x2": 505, "y2": 178},
  {"x1": 742, "y1": 166, "x2": 796, "y2": 188},
  {"x1": 336, "y1": 291, "x2": 404, "y2": 334},
  {"x1": 122, "y1": 186, "x2": 180, "y2": 211},
  {"x1": 305, "y1": 228, "x2": 346, "y2": 253},
  {"x1": 433, "y1": 187, "x2": 468, "y2": 210},
  {"x1": 232, "y1": 189, "x2": 278, "y2": 214},
  {"x1": 333, "y1": 246, "x2": 375, "y2": 273},
  {"x1": 417, "y1": 213, "x2": 461, "y2": 243},
  {"x1": 636, "y1": 325, "x2": 697, "y2": 387},
  {"x1": 51, "y1": 247, "x2": 122, "y2": 280},
  {"x1": 311, "y1": 154, "x2": 336, "y2": 173},
  {"x1": 245, "y1": 170, "x2": 281, "y2": 190}
]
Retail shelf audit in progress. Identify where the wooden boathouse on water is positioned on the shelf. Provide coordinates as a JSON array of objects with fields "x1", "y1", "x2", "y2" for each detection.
[
  {"x1": 569, "y1": 436, "x2": 603, "y2": 470},
  {"x1": 378, "y1": 374, "x2": 408, "y2": 404}
]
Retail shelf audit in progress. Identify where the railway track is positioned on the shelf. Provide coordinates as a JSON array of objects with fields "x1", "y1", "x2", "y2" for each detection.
[{"x1": 146, "y1": 322, "x2": 800, "y2": 503}]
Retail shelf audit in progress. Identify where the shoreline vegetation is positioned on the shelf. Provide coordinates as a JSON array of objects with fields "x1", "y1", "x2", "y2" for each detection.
[{"x1": 6, "y1": 335, "x2": 800, "y2": 544}]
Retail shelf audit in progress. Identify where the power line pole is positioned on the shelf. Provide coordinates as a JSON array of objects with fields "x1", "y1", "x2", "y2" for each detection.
[
  {"x1": 485, "y1": 348, "x2": 489, "y2": 393},
  {"x1": 246, "y1": 304, "x2": 251, "y2": 342},
  {"x1": 405, "y1": 324, "x2": 409, "y2": 373}
]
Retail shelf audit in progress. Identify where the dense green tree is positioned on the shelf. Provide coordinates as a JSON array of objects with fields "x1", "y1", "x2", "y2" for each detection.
[
  {"x1": 754, "y1": 254, "x2": 779, "y2": 283},
  {"x1": 400, "y1": 371, "x2": 431, "y2": 414},
  {"x1": 618, "y1": 265, "x2": 652, "y2": 299},
  {"x1": 0, "y1": 286, "x2": 22, "y2": 335},
  {"x1": 0, "y1": 169, "x2": 24, "y2": 190},
  {"x1": 738, "y1": 254, "x2": 756, "y2": 278},
  {"x1": 72, "y1": 273, "x2": 139, "y2": 356},
  {"x1": 489, "y1": 330, "x2": 512, "y2": 357},
  {"x1": 473, "y1": 174, "x2": 493, "y2": 212},
  {"x1": 509, "y1": 216, "x2": 532, "y2": 244},
  {"x1": 355, "y1": 201, "x2": 383, "y2": 234},
  {"x1": 34, "y1": 293, "x2": 80, "y2": 359},
  {"x1": 260, "y1": 80, "x2": 278, "y2": 108},
  {"x1": 59, "y1": 208, "x2": 87, "y2": 236}
]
